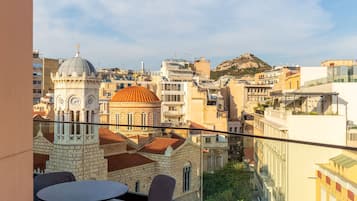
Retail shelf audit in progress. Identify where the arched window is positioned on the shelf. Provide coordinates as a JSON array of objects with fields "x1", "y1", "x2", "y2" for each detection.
[
  {"x1": 183, "y1": 162, "x2": 191, "y2": 192},
  {"x1": 70, "y1": 111, "x2": 74, "y2": 134},
  {"x1": 56, "y1": 111, "x2": 60, "y2": 134},
  {"x1": 61, "y1": 111, "x2": 64, "y2": 136},
  {"x1": 135, "y1": 180, "x2": 140, "y2": 192},
  {"x1": 85, "y1": 111, "x2": 89, "y2": 134},
  {"x1": 76, "y1": 111, "x2": 80, "y2": 134},
  {"x1": 141, "y1": 113, "x2": 146, "y2": 130},
  {"x1": 127, "y1": 113, "x2": 133, "y2": 130},
  {"x1": 115, "y1": 113, "x2": 120, "y2": 130},
  {"x1": 91, "y1": 111, "x2": 95, "y2": 134}
]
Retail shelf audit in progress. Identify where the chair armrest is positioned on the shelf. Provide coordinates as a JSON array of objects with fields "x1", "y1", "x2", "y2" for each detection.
[{"x1": 116, "y1": 191, "x2": 148, "y2": 201}]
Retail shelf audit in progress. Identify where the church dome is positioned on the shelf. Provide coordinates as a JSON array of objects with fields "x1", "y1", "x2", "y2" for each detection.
[
  {"x1": 58, "y1": 56, "x2": 96, "y2": 76},
  {"x1": 111, "y1": 86, "x2": 160, "y2": 103}
]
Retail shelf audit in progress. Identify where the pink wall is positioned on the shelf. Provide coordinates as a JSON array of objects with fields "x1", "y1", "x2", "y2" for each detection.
[{"x1": 0, "y1": 0, "x2": 33, "y2": 200}]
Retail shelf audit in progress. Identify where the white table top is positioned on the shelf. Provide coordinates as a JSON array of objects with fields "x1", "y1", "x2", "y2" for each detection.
[{"x1": 37, "y1": 180, "x2": 128, "y2": 201}]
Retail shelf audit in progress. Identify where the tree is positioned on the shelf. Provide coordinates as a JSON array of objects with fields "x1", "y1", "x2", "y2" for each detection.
[{"x1": 203, "y1": 162, "x2": 253, "y2": 201}]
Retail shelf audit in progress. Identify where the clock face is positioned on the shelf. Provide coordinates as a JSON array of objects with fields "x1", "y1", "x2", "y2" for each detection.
[
  {"x1": 87, "y1": 97, "x2": 94, "y2": 105},
  {"x1": 70, "y1": 97, "x2": 80, "y2": 106},
  {"x1": 57, "y1": 96, "x2": 64, "y2": 107}
]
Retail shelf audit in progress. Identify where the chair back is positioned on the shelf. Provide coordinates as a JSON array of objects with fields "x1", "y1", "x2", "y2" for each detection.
[
  {"x1": 34, "y1": 171, "x2": 76, "y2": 201},
  {"x1": 148, "y1": 174, "x2": 176, "y2": 201}
]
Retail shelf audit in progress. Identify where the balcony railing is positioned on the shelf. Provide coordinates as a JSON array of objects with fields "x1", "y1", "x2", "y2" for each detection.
[{"x1": 33, "y1": 120, "x2": 357, "y2": 201}]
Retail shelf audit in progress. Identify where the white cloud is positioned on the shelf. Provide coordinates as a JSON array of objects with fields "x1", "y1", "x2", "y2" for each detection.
[{"x1": 34, "y1": 0, "x2": 357, "y2": 69}]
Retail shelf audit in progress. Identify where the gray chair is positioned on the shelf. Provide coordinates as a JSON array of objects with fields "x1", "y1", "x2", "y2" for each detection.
[
  {"x1": 34, "y1": 171, "x2": 76, "y2": 201},
  {"x1": 117, "y1": 174, "x2": 176, "y2": 201}
]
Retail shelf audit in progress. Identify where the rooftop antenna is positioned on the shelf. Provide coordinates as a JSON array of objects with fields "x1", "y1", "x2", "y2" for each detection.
[{"x1": 75, "y1": 43, "x2": 80, "y2": 57}]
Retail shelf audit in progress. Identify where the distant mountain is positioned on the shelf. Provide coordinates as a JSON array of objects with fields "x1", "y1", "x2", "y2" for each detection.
[{"x1": 210, "y1": 53, "x2": 272, "y2": 80}]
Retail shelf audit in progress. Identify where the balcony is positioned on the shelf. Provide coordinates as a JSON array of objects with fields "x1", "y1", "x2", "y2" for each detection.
[
  {"x1": 33, "y1": 120, "x2": 357, "y2": 201},
  {"x1": 164, "y1": 110, "x2": 184, "y2": 117}
]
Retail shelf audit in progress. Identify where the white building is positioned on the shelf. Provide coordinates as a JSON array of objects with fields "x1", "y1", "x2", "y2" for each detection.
[
  {"x1": 161, "y1": 59, "x2": 193, "y2": 81},
  {"x1": 46, "y1": 52, "x2": 107, "y2": 180},
  {"x1": 254, "y1": 91, "x2": 347, "y2": 201}
]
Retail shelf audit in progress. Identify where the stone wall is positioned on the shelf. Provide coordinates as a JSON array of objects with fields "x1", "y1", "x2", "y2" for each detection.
[
  {"x1": 33, "y1": 135, "x2": 53, "y2": 154},
  {"x1": 108, "y1": 162, "x2": 156, "y2": 194},
  {"x1": 140, "y1": 141, "x2": 201, "y2": 200},
  {"x1": 46, "y1": 143, "x2": 107, "y2": 180}
]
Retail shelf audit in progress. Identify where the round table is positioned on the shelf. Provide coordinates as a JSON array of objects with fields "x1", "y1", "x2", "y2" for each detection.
[{"x1": 37, "y1": 180, "x2": 128, "y2": 201}]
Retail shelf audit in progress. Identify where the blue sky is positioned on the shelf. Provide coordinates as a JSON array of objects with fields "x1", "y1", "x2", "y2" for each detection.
[{"x1": 34, "y1": 0, "x2": 357, "y2": 70}]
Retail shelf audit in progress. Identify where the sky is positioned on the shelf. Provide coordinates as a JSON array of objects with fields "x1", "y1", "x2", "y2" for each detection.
[{"x1": 34, "y1": 0, "x2": 357, "y2": 70}]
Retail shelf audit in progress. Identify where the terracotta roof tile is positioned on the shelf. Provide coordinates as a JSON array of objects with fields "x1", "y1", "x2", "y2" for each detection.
[
  {"x1": 111, "y1": 86, "x2": 160, "y2": 103},
  {"x1": 140, "y1": 137, "x2": 185, "y2": 154},
  {"x1": 99, "y1": 127, "x2": 125, "y2": 145},
  {"x1": 34, "y1": 153, "x2": 49, "y2": 171},
  {"x1": 33, "y1": 111, "x2": 47, "y2": 117},
  {"x1": 105, "y1": 153, "x2": 155, "y2": 172}
]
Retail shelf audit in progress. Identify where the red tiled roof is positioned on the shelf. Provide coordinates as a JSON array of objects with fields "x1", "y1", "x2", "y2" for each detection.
[
  {"x1": 99, "y1": 127, "x2": 125, "y2": 145},
  {"x1": 34, "y1": 153, "x2": 49, "y2": 171},
  {"x1": 111, "y1": 86, "x2": 160, "y2": 103},
  {"x1": 140, "y1": 137, "x2": 185, "y2": 154},
  {"x1": 105, "y1": 153, "x2": 155, "y2": 172},
  {"x1": 33, "y1": 111, "x2": 47, "y2": 117}
]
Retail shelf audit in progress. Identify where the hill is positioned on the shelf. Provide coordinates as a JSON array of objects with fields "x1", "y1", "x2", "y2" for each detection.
[{"x1": 210, "y1": 53, "x2": 272, "y2": 80}]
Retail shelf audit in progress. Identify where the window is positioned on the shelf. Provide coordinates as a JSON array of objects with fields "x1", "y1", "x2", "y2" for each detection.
[
  {"x1": 128, "y1": 113, "x2": 133, "y2": 130},
  {"x1": 115, "y1": 113, "x2": 120, "y2": 130},
  {"x1": 229, "y1": 127, "x2": 232, "y2": 132},
  {"x1": 33, "y1": 80, "x2": 41, "y2": 84},
  {"x1": 234, "y1": 127, "x2": 237, "y2": 133},
  {"x1": 76, "y1": 111, "x2": 80, "y2": 134},
  {"x1": 85, "y1": 111, "x2": 89, "y2": 134},
  {"x1": 135, "y1": 181, "x2": 140, "y2": 192},
  {"x1": 61, "y1": 111, "x2": 64, "y2": 136},
  {"x1": 153, "y1": 113, "x2": 157, "y2": 126},
  {"x1": 205, "y1": 137, "x2": 211, "y2": 143},
  {"x1": 91, "y1": 111, "x2": 95, "y2": 135},
  {"x1": 183, "y1": 163, "x2": 191, "y2": 192},
  {"x1": 141, "y1": 113, "x2": 147, "y2": 130},
  {"x1": 70, "y1": 111, "x2": 74, "y2": 134},
  {"x1": 33, "y1": 63, "x2": 42, "y2": 68},
  {"x1": 33, "y1": 89, "x2": 42, "y2": 94}
]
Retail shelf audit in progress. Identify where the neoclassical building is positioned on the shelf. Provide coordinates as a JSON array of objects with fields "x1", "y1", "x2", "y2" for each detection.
[
  {"x1": 34, "y1": 53, "x2": 201, "y2": 200},
  {"x1": 46, "y1": 52, "x2": 107, "y2": 180},
  {"x1": 109, "y1": 86, "x2": 162, "y2": 139}
]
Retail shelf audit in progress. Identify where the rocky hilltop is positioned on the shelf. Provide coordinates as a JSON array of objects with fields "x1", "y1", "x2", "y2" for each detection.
[{"x1": 210, "y1": 53, "x2": 272, "y2": 80}]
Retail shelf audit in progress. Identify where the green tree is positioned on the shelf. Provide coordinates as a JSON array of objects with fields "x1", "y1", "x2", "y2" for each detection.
[{"x1": 203, "y1": 162, "x2": 253, "y2": 201}]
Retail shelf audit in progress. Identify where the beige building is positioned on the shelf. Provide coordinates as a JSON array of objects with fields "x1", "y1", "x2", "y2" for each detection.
[
  {"x1": 316, "y1": 151, "x2": 357, "y2": 201},
  {"x1": 32, "y1": 53, "x2": 202, "y2": 200},
  {"x1": 32, "y1": 50, "x2": 59, "y2": 104},
  {"x1": 190, "y1": 121, "x2": 229, "y2": 172},
  {"x1": 253, "y1": 91, "x2": 347, "y2": 201},
  {"x1": 108, "y1": 86, "x2": 162, "y2": 140},
  {"x1": 99, "y1": 80, "x2": 157, "y2": 123},
  {"x1": 254, "y1": 66, "x2": 300, "y2": 92},
  {"x1": 193, "y1": 57, "x2": 211, "y2": 80},
  {"x1": 321, "y1": 59, "x2": 357, "y2": 67},
  {"x1": 33, "y1": 93, "x2": 54, "y2": 119}
]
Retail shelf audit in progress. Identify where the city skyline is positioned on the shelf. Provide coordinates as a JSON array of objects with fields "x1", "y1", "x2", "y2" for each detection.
[{"x1": 34, "y1": 0, "x2": 357, "y2": 70}]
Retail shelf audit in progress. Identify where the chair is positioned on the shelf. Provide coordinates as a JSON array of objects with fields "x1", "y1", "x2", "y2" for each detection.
[
  {"x1": 34, "y1": 171, "x2": 76, "y2": 201},
  {"x1": 117, "y1": 174, "x2": 176, "y2": 201}
]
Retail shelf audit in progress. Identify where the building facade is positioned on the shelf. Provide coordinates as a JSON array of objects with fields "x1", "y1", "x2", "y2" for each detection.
[{"x1": 46, "y1": 53, "x2": 107, "y2": 180}]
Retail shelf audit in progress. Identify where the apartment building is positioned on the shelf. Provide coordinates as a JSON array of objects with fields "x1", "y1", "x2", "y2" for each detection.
[
  {"x1": 193, "y1": 57, "x2": 211, "y2": 80},
  {"x1": 253, "y1": 91, "x2": 347, "y2": 201},
  {"x1": 161, "y1": 59, "x2": 194, "y2": 82},
  {"x1": 32, "y1": 50, "x2": 59, "y2": 104},
  {"x1": 316, "y1": 151, "x2": 357, "y2": 201}
]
